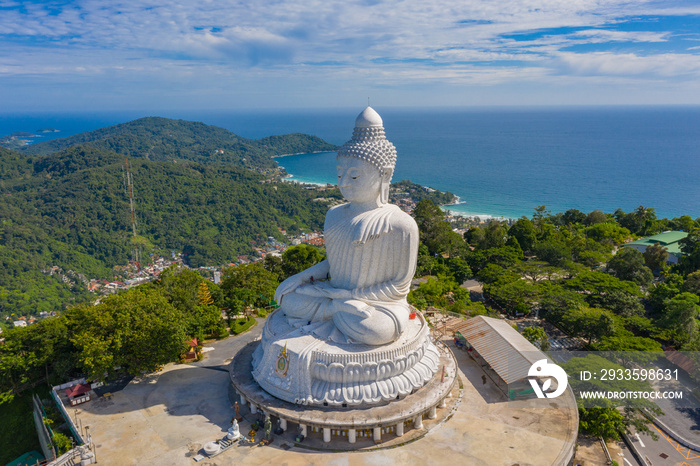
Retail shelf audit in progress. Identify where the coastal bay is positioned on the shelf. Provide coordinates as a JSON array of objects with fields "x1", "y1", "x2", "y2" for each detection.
[{"x1": 2, "y1": 106, "x2": 700, "y2": 219}]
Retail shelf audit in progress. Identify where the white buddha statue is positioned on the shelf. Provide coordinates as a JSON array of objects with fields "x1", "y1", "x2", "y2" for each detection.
[
  {"x1": 251, "y1": 107, "x2": 439, "y2": 406},
  {"x1": 227, "y1": 419, "x2": 240, "y2": 441},
  {"x1": 274, "y1": 107, "x2": 417, "y2": 346}
]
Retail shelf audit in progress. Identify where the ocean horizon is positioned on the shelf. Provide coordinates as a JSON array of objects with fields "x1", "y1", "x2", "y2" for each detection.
[{"x1": 2, "y1": 106, "x2": 699, "y2": 220}]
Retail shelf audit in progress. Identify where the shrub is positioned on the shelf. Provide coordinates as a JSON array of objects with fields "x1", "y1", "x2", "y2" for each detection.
[
  {"x1": 52, "y1": 433, "x2": 72, "y2": 455},
  {"x1": 231, "y1": 316, "x2": 256, "y2": 335}
]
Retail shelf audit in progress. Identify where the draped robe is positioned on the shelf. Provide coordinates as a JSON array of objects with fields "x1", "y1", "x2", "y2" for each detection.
[{"x1": 280, "y1": 203, "x2": 419, "y2": 345}]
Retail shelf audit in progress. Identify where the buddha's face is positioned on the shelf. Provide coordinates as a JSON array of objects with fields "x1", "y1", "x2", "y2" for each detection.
[{"x1": 337, "y1": 156, "x2": 383, "y2": 205}]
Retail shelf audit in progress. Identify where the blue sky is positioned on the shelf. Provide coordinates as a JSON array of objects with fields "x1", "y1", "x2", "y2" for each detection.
[{"x1": 1, "y1": 0, "x2": 700, "y2": 111}]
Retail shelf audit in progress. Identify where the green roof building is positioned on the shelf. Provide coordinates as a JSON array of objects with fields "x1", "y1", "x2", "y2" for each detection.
[{"x1": 623, "y1": 231, "x2": 688, "y2": 264}]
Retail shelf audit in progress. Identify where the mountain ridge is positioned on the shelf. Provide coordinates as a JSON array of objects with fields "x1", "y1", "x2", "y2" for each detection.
[{"x1": 16, "y1": 116, "x2": 338, "y2": 169}]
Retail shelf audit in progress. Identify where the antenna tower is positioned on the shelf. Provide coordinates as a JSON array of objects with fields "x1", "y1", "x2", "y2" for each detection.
[{"x1": 124, "y1": 159, "x2": 141, "y2": 270}]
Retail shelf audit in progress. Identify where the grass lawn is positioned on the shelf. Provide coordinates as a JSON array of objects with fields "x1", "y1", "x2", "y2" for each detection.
[{"x1": 230, "y1": 316, "x2": 256, "y2": 335}]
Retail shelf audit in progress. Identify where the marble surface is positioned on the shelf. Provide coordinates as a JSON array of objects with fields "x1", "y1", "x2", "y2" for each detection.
[{"x1": 253, "y1": 107, "x2": 435, "y2": 405}]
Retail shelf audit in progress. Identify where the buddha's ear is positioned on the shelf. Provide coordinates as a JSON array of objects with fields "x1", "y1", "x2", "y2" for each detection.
[{"x1": 380, "y1": 167, "x2": 393, "y2": 204}]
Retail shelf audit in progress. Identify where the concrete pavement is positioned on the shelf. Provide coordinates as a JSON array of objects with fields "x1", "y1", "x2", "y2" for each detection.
[{"x1": 75, "y1": 319, "x2": 578, "y2": 465}]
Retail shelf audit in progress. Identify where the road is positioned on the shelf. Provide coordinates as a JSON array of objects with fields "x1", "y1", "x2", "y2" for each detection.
[{"x1": 626, "y1": 424, "x2": 700, "y2": 466}]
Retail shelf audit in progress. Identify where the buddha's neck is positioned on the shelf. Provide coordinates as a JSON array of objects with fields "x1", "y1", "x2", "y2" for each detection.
[{"x1": 347, "y1": 198, "x2": 385, "y2": 214}]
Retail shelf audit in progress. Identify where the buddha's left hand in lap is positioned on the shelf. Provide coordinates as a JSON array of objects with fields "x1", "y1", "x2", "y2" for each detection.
[{"x1": 295, "y1": 281, "x2": 353, "y2": 300}]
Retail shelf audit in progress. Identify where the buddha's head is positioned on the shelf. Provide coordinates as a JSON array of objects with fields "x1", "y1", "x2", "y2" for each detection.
[
  {"x1": 337, "y1": 156, "x2": 393, "y2": 206},
  {"x1": 336, "y1": 106, "x2": 397, "y2": 206}
]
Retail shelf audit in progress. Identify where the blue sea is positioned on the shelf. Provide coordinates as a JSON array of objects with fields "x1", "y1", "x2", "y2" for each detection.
[{"x1": 2, "y1": 106, "x2": 699, "y2": 220}]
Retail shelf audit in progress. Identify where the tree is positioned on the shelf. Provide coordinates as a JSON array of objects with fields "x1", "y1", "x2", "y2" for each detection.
[
  {"x1": 413, "y1": 200, "x2": 456, "y2": 256},
  {"x1": 408, "y1": 275, "x2": 462, "y2": 309},
  {"x1": 189, "y1": 303, "x2": 222, "y2": 339},
  {"x1": 562, "y1": 209, "x2": 587, "y2": 226},
  {"x1": 154, "y1": 266, "x2": 205, "y2": 314},
  {"x1": 466, "y1": 246, "x2": 523, "y2": 273},
  {"x1": 633, "y1": 205, "x2": 659, "y2": 236},
  {"x1": 648, "y1": 273, "x2": 684, "y2": 313},
  {"x1": 532, "y1": 205, "x2": 551, "y2": 235},
  {"x1": 473, "y1": 220, "x2": 507, "y2": 250},
  {"x1": 476, "y1": 264, "x2": 519, "y2": 285},
  {"x1": 585, "y1": 209, "x2": 608, "y2": 225},
  {"x1": 643, "y1": 243, "x2": 668, "y2": 272},
  {"x1": 281, "y1": 244, "x2": 324, "y2": 280},
  {"x1": 606, "y1": 248, "x2": 653, "y2": 287},
  {"x1": 415, "y1": 243, "x2": 435, "y2": 276},
  {"x1": 262, "y1": 254, "x2": 284, "y2": 279},
  {"x1": 533, "y1": 241, "x2": 571, "y2": 267},
  {"x1": 69, "y1": 286, "x2": 188, "y2": 380},
  {"x1": 563, "y1": 307, "x2": 616, "y2": 344},
  {"x1": 579, "y1": 407, "x2": 626, "y2": 440},
  {"x1": 485, "y1": 279, "x2": 541, "y2": 315},
  {"x1": 446, "y1": 257, "x2": 472, "y2": 284},
  {"x1": 508, "y1": 218, "x2": 537, "y2": 252},
  {"x1": 585, "y1": 223, "x2": 631, "y2": 245},
  {"x1": 539, "y1": 285, "x2": 586, "y2": 324},
  {"x1": 683, "y1": 271, "x2": 700, "y2": 297},
  {"x1": 590, "y1": 290, "x2": 644, "y2": 317},
  {"x1": 670, "y1": 215, "x2": 697, "y2": 232},
  {"x1": 615, "y1": 206, "x2": 659, "y2": 236},
  {"x1": 658, "y1": 292, "x2": 700, "y2": 347},
  {"x1": 198, "y1": 281, "x2": 214, "y2": 305},
  {"x1": 221, "y1": 263, "x2": 279, "y2": 308},
  {"x1": 513, "y1": 261, "x2": 561, "y2": 284},
  {"x1": 566, "y1": 270, "x2": 641, "y2": 297},
  {"x1": 522, "y1": 326, "x2": 550, "y2": 351},
  {"x1": 595, "y1": 335, "x2": 662, "y2": 353},
  {"x1": 679, "y1": 228, "x2": 700, "y2": 273}
]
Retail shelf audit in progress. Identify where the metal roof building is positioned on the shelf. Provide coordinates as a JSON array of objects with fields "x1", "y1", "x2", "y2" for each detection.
[
  {"x1": 461, "y1": 316, "x2": 545, "y2": 393},
  {"x1": 624, "y1": 230, "x2": 688, "y2": 264}
]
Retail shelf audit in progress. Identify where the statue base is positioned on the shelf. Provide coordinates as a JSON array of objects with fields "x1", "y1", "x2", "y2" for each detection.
[{"x1": 252, "y1": 309, "x2": 440, "y2": 406}]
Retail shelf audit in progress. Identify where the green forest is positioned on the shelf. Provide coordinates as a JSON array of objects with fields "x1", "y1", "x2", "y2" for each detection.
[
  {"x1": 408, "y1": 201, "x2": 700, "y2": 440},
  {"x1": 0, "y1": 118, "x2": 338, "y2": 318}
]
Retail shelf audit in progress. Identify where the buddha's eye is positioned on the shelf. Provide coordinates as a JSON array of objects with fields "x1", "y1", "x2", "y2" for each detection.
[{"x1": 352, "y1": 176, "x2": 359, "y2": 180}]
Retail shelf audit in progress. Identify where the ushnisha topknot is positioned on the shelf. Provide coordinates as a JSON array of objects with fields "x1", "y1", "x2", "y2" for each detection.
[{"x1": 337, "y1": 106, "x2": 397, "y2": 175}]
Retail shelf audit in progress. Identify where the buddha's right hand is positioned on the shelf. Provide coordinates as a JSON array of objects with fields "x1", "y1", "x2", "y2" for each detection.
[{"x1": 274, "y1": 275, "x2": 305, "y2": 305}]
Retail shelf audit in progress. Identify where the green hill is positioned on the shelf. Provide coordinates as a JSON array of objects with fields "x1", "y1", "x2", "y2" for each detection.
[
  {"x1": 17, "y1": 117, "x2": 338, "y2": 168},
  {"x1": 0, "y1": 143, "x2": 331, "y2": 316}
]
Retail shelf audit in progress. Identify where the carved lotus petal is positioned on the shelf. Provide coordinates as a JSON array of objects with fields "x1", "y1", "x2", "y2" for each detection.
[
  {"x1": 329, "y1": 363, "x2": 344, "y2": 383},
  {"x1": 311, "y1": 362, "x2": 326, "y2": 380},
  {"x1": 378, "y1": 378, "x2": 394, "y2": 400},
  {"x1": 378, "y1": 360, "x2": 394, "y2": 379},
  {"x1": 363, "y1": 362, "x2": 378, "y2": 381},
  {"x1": 343, "y1": 383, "x2": 362, "y2": 403},
  {"x1": 407, "y1": 351, "x2": 418, "y2": 369},
  {"x1": 344, "y1": 363, "x2": 362, "y2": 383},
  {"x1": 312, "y1": 379, "x2": 328, "y2": 400},
  {"x1": 369, "y1": 382, "x2": 379, "y2": 400},
  {"x1": 395, "y1": 356, "x2": 407, "y2": 374}
]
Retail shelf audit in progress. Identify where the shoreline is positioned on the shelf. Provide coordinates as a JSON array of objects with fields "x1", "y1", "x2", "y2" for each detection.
[
  {"x1": 272, "y1": 150, "x2": 336, "y2": 159},
  {"x1": 280, "y1": 175, "x2": 514, "y2": 222},
  {"x1": 272, "y1": 152, "x2": 523, "y2": 221}
]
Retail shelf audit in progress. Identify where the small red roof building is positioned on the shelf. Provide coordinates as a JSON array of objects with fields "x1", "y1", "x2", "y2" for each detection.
[{"x1": 65, "y1": 383, "x2": 91, "y2": 398}]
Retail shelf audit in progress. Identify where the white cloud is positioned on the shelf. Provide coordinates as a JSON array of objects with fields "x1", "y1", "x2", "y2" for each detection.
[
  {"x1": 1, "y1": 0, "x2": 699, "y2": 108},
  {"x1": 556, "y1": 51, "x2": 700, "y2": 77}
]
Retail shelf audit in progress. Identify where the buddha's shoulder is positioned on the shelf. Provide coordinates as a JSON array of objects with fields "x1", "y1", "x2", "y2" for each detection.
[
  {"x1": 326, "y1": 203, "x2": 350, "y2": 220},
  {"x1": 325, "y1": 204, "x2": 417, "y2": 233},
  {"x1": 386, "y1": 205, "x2": 419, "y2": 234}
]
